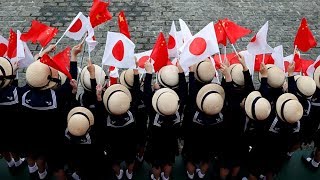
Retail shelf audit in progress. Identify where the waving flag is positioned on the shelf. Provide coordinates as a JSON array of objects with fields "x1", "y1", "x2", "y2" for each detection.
[
  {"x1": 89, "y1": 0, "x2": 112, "y2": 28},
  {"x1": 294, "y1": 18, "x2": 317, "y2": 52},
  {"x1": 306, "y1": 55, "x2": 320, "y2": 77},
  {"x1": 179, "y1": 22, "x2": 219, "y2": 71},
  {"x1": 168, "y1": 21, "x2": 181, "y2": 58},
  {"x1": 7, "y1": 29, "x2": 17, "y2": 59},
  {"x1": 65, "y1": 12, "x2": 90, "y2": 41},
  {"x1": 247, "y1": 21, "x2": 274, "y2": 56},
  {"x1": 135, "y1": 50, "x2": 153, "y2": 74},
  {"x1": 179, "y1": 19, "x2": 193, "y2": 44},
  {"x1": 150, "y1": 32, "x2": 169, "y2": 72},
  {"x1": 219, "y1": 18, "x2": 252, "y2": 44},
  {"x1": 0, "y1": 35, "x2": 8, "y2": 57},
  {"x1": 214, "y1": 21, "x2": 227, "y2": 46},
  {"x1": 118, "y1": 10, "x2": 130, "y2": 39},
  {"x1": 102, "y1": 32, "x2": 136, "y2": 68}
]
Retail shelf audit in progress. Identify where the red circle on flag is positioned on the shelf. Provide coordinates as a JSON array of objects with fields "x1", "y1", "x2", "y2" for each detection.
[
  {"x1": 112, "y1": 40, "x2": 125, "y2": 61},
  {"x1": 250, "y1": 35, "x2": 257, "y2": 42},
  {"x1": 168, "y1": 35, "x2": 176, "y2": 49},
  {"x1": 0, "y1": 43, "x2": 7, "y2": 57},
  {"x1": 138, "y1": 56, "x2": 150, "y2": 68},
  {"x1": 69, "y1": 19, "x2": 82, "y2": 33},
  {"x1": 189, "y1": 37, "x2": 207, "y2": 56}
]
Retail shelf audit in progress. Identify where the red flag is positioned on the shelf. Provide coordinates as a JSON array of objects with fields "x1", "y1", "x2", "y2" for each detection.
[
  {"x1": 214, "y1": 21, "x2": 227, "y2": 46},
  {"x1": 20, "y1": 20, "x2": 58, "y2": 47},
  {"x1": 7, "y1": 29, "x2": 17, "y2": 59},
  {"x1": 118, "y1": 11, "x2": 130, "y2": 39},
  {"x1": 219, "y1": 18, "x2": 252, "y2": 44},
  {"x1": 40, "y1": 47, "x2": 72, "y2": 79},
  {"x1": 89, "y1": 0, "x2": 112, "y2": 28},
  {"x1": 254, "y1": 54, "x2": 274, "y2": 71},
  {"x1": 284, "y1": 54, "x2": 302, "y2": 72},
  {"x1": 213, "y1": 52, "x2": 239, "y2": 69},
  {"x1": 301, "y1": 59, "x2": 314, "y2": 76},
  {"x1": 150, "y1": 32, "x2": 169, "y2": 72},
  {"x1": 294, "y1": 18, "x2": 317, "y2": 52}
]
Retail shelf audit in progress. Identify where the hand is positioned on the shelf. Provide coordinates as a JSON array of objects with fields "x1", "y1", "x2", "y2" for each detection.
[
  {"x1": 260, "y1": 62, "x2": 268, "y2": 78},
  {"x1": 288, "y1": 61, "x2": 295, "y2": 77},
  {"x1": 44, "y1": 44, "x2": 56, "y2": 54},
  {"x1": 69, "y1": 79, "x2": 78, "y2": 94},
  {"x1": 240, "y1": 98, "x2": 246, "y2": 109},
  {"x1": 238, "y1": 54, "x2": 248, "y2": 71},
  {"x1": 145, "y1": 60, "x2": 153, "y2": 74},
  {"x1": 96, "y1": 84, "x2": 103, "y2": 101},
  {"x1": 153, "y1": 83, "x2": 160, "y2": 90},
  {"x1": 176, "y1": 60, "x2": 184, "y2": 73},
  {"x1": 87, "y1": 59, "x2": 95, "y2": 79},
  {"x1": 134, "y1": 56, "x2": 138, "y2": 69},
  {"x1": 133, "y1": 68, "x2": 139, "y2": 75},
  {"x1": 189, "y1": 65, "x2": 194, "y2": 72},
  {"x1": 282, "y1": 80, "x2": 288, "y2": 92},
  {"x1": 71, "y1": 42, "x2": 84, "y2": 56},
  {"x1": 220, "y1": 62, "x2": 231, "y2": 82},
  {"x1": 12, "y1": 61, "x2": 19, "y2": 74}
]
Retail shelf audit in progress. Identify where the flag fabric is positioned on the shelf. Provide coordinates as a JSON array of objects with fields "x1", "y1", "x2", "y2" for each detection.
[
  {"x1": 108, "y1": 66, "x2": 119, "y2": 86},
  {"x1": 306, "y1": 55, "x2": 320, "y2": 77},
  {"x1": 20, "y1": 20, "x2": 58, "y2": 47},
  {"x1": 135, "y1": 50, "x2": 153, "y2": 74},
  {"x1": 179, "y1": 22, "x2": 220, "y2": 71},
  {"x1": 102, "y1": 32, "x2": 136, "y2": 69},
  {"x1": 89, "y1": 0, "x2": 112, "y2": 28},
  {"x1": 150, "y1": 32, "x2": 169, "y2": 72},
  {"x1": 86, "y1": 20, "x2": 98, "y2": 53},
  {"x1": 0, "y1": 35, "x2": 8, "y2": 57},
  {"x1": 168, "y1": 21, "x2": 181, "y2": 58},
  {"x1": 12, "y1": 30, "x2": 34, "y2": 68},
  {"x1": 118, "y1": 10, "x2": 130, "y2": 39},
  {"x1": 219, "y1": 18, "x2": 252, "y2": 44},
  {"x1": 294, "y1": 18, "x2": 317, "y2": 52},
  {"x1": 239, "y1": 50, "x2": 255, "y2": 75},
  {"x1": 254, "y1": 54, "x2": 274, "y2": 71},
  {"x1": 271, "y1": 45, "x2": 284, "y2": 71},
  {"x1": 179, "y1": 19, "x2": 193, "y2": 44},
  {"x1": 40, "y1": 47, "x2": 72, "y2": 79},
  {"x1": 247, "y1": 21, "x2": 274, "y2": 56},
  {"x1": 301, "y1": 59, "x2": 314, "y2": 76},
  {"x1": 65, "y1": 12, "x2": 90, "y2": 41},
  {"x1": 214, "y1": 21, "x2": 227, "y2": 46},
  {"x1": 284, "y1": 53, "x2": 302, "y2": 72},
  {"x1": 213, "y1": 52, "x2": 239, "y2": 69},
  {"x1": 7, "y1": 29, "x2": 17, "y2": 59}
]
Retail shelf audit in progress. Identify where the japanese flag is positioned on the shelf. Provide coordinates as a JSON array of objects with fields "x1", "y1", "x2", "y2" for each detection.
[
  {"x1": 135, "y1": 50, "x2": 153, "y2": 74},
  {"x1": 102, "y1": 32, "x2": 136, "y2": 69},
  {"x1": 271, "y1": 45, "x2": 285, "y2": 71},
  {"x1": 239, "y1": 50, "x2": 255, "y2": 75},
  {"x1": 179, "y1": 19, "x2": 193, "y2": 44},
  {"x1": 179, "y1": 22, "x2": 219, "y2": 71},
  {"x1": 0, "y1": 35, "x2": 8, "y2": 57},
  {"x1": 247, "y1": 21, "x2": 274, "y2": 56},
  {"x1": 306, "y1": 55, "x2": 320, "y2": 77},
  {"x1": 168, "y1": 21, "x2": 181, "y2": 58},
  {"x1": 65, "y1": 12, "x2": 90, "y2": 41}
]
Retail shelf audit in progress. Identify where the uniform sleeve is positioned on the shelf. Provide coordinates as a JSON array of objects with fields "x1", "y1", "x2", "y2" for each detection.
[
  {"x1": 94, "y1": 101, "x2": 106, "y2": 146},
  {"x1": 244, "y1": 70, "x2": 255, "y2": 96},
  {"x1": 178, "y1": 72, "x2": 187, "y2": 114},
  {"x1": 287, "y1": 76, "x2": 297, "y2": 95},
  {"x1": 70, "y1": 61, "x2": 78, "y2": 80},
  {"x1": 259, "y1": 77, "x2": 269, "y2": 98},
  {"x1": 143, "y1": 73, "x2": 153, "y2": 115},
  {"x1": 188, "y1": 72, "x2": 197, "y2": 106},
  {"x1": 131, "y1": 74, "x2": 140, "y2": 116}
]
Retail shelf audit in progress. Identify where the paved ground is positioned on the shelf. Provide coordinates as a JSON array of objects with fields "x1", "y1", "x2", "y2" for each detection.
[{"x1": 1, "y1": 0, "x2": 320, "y2": 85}]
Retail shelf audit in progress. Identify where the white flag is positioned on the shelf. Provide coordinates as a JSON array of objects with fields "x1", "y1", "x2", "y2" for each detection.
[
  {"x1": 102, "y1": 32, "x2": 136, "y2": 69},
  {"x1": 86, "y1": 19, "x2": 98, "y2": 53},
  {"x1": 135, "y1": 50, "x2": 153, "y2": 74},
  {"x1": 179, "y1": 22, "x2": 219, "y2": 72},
  {"x1": 247, "y1": 21, "x2": 274, "y2": 56},
  {"x1": 168, "y1": 21, "x2": 181, "y2": 58},
  {"x1": 271, "y1": 45, "x2": 284, "y2": 72},
  {"x1": 239, "y1": 50, "x2": 255, "y2": 75},
  {"x1": 306, "y1": 55, "x2": 320, "y2": 77},
  {"x1": 179, "y1": 19, "x2": 193, "y2": 44},
  {"x1": 0, "y1": 35, "x2": 8, "y2": 57}
]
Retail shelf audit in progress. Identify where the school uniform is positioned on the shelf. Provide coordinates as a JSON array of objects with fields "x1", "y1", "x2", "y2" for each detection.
[{"x1": 144, "y1": 72, "x2": 187, "y2": 168}]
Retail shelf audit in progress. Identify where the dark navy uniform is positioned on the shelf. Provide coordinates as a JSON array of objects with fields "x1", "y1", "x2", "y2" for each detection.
[{"x1": 144, "y1": 72, "x2": 187, "y2": 168}]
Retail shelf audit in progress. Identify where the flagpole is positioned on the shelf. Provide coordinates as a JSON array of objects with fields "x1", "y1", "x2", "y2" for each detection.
[
  {"x1": 76, "y1": 43, "x2": 87, "y2": 86},
  {"x1": 55, "y1": 32, "x2": 67, "y2": 46},
  {"x1": 223, "y1": 45, "x2": 227, "y2": 62},
  {"x1": 39, "y1": 47, "x2": 44, "y2": 54},
  {"x1": 231, "y1": 43, "x2": 240, "y2": 57},
  {"x1": 262, "y1": 53, "x2": 265, "y2": 63}
]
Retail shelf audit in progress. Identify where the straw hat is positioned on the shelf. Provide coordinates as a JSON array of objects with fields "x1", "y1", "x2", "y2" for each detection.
[
  {"x1": 119, "y1": 69, "x2": 135, "y2": 89},
  {"x1": 276, "y1": 93, "x2": 303, "y2": 123},
  {"x1": 245, "y1": 91, "x2": 271, "y2": 121},
  {"x1": 26, "y1": 60, "x2": 60, "y2": 90},
  {"x1": 80, "y1": 64, "x2": 106, "y2": 91},
  {"x1": 295, "y1": 75, "x2": 316, "y2": 97},
  {"x1": 152, "y1": 88, "x2": 180, "y2": 116},
  {"x1": 103, "y1": 84, "x2": 132, "y2": 115},
  {"x1": 67, "y1": 107, "x2": 94, "y2": 136},
  {"x1": 196, "y1": 83, "x2": 225, "y2": 115},
  {"x1": 0, "y1": 57, "x2": 15, "y2": 88},
  {"x1": 313, "y1": 66, "x2": 320, "y2": 89},
  {"x1": 258, "y1": 64, "x2": 285, "y2": 88},
  {"x1": 194, "y1": 59, "x2": 216, "y2": 83},
  {"x1": 229, "y1": 64, "x2": 244, "y2": 86},
  {"x1": 157, "y1": 65, "x2": 179, "y2": 89}
]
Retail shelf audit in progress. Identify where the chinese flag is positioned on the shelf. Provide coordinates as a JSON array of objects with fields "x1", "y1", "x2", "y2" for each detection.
[
  {"x1": 89, "y1": 0, "x2": 112, "y2": 28},
  {"x1": 40, "y1": 47, "x2": 72, "y2": 79},
  {"x1": 150, "y1": 32, "x2": 169, "y2": 72},
  {"x1": 219, "y1": 18, "x2": 252, "y2": 44},
  {"x1": 254, "y1": 54, "x2": 274, "y2": 71},
  {"x1": 301, "y1": 59, "x2": 314, "y2": 76},
  {"x1": 20, "y1": 20, "x2": 58, "y2": 47},
  {"x1": 118, "y1": 10, "x2": 130, "y2": 39},
  {"x1": 214, "y1": 21, "x2": 227, "y2": 46},
  {"x1": 284, "y1": 53, "x2": 302, "y2": 72},
  {"x1": 294, "y1": 18, "x2": 317, "y2": 52},
  {"x1": 213, "y1": 52, "x2": 239, "y2": 69},
  {"x1": 7, "y1": 29, "x2": 17, "y2": 59}
]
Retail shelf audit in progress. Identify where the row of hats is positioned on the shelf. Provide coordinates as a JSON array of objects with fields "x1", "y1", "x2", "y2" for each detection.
[{"x1": 245, "y1": 91, "x2": 303, "y2": 123}]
